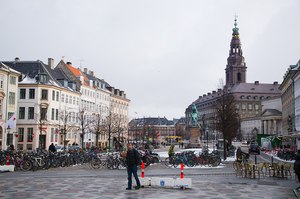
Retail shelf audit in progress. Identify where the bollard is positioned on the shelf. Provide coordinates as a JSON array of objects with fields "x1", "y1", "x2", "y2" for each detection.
[
  {"x1": 141, "y1": 161, "x2": 145, "y2": 178},
  {"x1": 6, "y1": 155, "x2": 10, "y2": 166},
  {"x1": 180, "y1": 163, "x2": 184, "y2": 179},
  {"x1": 255, "y1": 155, "x2": 257, "y2": 165}
]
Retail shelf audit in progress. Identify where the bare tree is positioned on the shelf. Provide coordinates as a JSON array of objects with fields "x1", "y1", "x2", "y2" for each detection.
[
  {"x1": 215, "y1": 92, "x2": 239, "y2": 160},
  {"x1": 78, "y1": 109, "x2": 93, "y2": 149},
  {"x1": 57, "y1": 108, "x2": 78, "y2": 151}
]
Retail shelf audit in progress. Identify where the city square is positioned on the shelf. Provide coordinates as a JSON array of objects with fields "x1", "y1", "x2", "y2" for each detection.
[{"x1": 1, "y1": 0, "x2": 300, "y2": 198}]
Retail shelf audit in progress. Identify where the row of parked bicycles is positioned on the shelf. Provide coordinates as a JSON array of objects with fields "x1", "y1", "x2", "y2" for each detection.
[
  {"x1": 0, "y1": 149, "x2": 94, "y2": 171},
  {"x1": 0, "y1": 148, "x2": 161, "y2": 171},
  {"x1": 164, "y1": 150, "x2": 221, "y2": 168}
]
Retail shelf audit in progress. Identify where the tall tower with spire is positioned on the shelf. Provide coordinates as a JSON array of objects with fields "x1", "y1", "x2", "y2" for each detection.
[{"x1": 225, "y1": 17, "x2": 247, "y2": 86}]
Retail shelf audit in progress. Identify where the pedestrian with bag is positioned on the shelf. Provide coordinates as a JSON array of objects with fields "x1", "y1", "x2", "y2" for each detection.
[{"x1": 125, "y1": 143, "x2": 141, "y2": 190}]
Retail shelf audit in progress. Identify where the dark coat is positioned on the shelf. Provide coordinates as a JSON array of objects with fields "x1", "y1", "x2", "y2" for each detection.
[
  {"x1": 48, "y1": 144, "x2": 56, "y2": 153},
  {"x1": 294, "y1": 153, "x2": 300, "y2": 174},
  {"x1": 126, "y1": 149, "x2": 141, "y2": 167}
]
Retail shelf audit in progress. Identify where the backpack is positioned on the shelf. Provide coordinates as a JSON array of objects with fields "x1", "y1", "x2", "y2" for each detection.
[{"x1": 134, "y1": 149, "x2": 142, "y2": 165}]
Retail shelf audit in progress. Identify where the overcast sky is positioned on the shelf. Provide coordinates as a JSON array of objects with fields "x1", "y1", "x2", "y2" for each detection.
[{"x1": 1, "y1": 0, "x2": 300, "y2": 120}]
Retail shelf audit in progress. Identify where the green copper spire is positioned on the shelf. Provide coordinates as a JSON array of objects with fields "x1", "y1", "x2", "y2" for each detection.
[{"x1": 233, "y1": 15, "x2": 239, "y2": 32}]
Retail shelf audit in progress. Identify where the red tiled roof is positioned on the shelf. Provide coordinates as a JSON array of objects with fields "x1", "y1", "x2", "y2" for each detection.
[{"x1": 66, "y1": 64, "x2": 90, "y2": 86}]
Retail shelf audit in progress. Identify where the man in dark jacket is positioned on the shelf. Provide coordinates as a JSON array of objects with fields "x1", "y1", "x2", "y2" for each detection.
[
  {"x1": 125, "y1": 143, "x2": 141, "y2": 190},
  {"x1": 48, "y1": 143, "x2": 56, "y2": 153}
]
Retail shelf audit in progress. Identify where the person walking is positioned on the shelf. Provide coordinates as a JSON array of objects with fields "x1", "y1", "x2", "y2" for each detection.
[{"x1": 125, "y1": 143, "x2": 141, "y2": 190}]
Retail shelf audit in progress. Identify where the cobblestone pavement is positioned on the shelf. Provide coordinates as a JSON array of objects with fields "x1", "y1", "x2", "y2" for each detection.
[{"x1": 0, "y1": 163, "x2": 298, "y2": 199}]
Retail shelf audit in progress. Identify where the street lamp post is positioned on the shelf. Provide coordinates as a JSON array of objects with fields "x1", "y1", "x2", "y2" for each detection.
[{"x1": 80, "y1": 110, "x2": 85, "y2": 149}]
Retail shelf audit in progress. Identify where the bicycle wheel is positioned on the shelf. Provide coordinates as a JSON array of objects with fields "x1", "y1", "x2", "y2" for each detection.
[
  {"x1": 164, "y1": 157, "x2": 171, "y2": 167},
  {"x1": 21, "y1": 159, "x2": 32, "y2": 171},
  {"x1": 90, "y1": 158, "x2": 102, "y2": 169},
  {"x1": 210, "y1": 156, "x2": 221, "y2": 167}
]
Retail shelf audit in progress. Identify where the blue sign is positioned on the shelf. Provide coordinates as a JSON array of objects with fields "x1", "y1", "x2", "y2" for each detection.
[{"x1": 160, "y1": 180, "x2": 165, "y2": 186}]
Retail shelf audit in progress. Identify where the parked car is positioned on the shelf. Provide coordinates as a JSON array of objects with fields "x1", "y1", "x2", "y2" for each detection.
[
  {"x1": 248, "y1": 143, "x2": 260, "y2": 154},
  {"x1": 55, "y1": 145, "x2": 64, "y2": 152}
]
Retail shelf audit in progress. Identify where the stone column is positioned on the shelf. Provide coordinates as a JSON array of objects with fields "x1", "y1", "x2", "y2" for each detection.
[
  {"x1": 273, "y1": 119, "x2": 277, "y2": 135},
  {"x1": 263, "y1": 120, "x2": 267, "y2": 134},
  {"x1": 268, "y1": 120, "x2": 272, "y2": 135}
]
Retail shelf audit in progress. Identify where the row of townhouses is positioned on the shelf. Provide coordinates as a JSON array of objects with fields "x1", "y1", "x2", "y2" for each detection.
[
  {"x1": 0, "y1": 58, "x2": 130, "y2": 151},
  {"x1": 185, "y1": 18, "x2": 300, "y2": 150}
]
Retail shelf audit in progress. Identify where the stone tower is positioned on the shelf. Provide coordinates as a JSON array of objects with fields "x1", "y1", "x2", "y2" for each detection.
[{"x1": 225, "y1": 17, "x2": 247, "y2": 86}]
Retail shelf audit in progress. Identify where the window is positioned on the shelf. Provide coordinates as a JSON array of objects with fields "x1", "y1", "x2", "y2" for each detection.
[
  {"x1": 27, "y1": 128, "x2": 33, "y2": 142},
  {"x1": 20, "y1": 89, "x2": 26, "y2": 99},
  {"x1": 41, "y1": 108, "x2": 47, "y2": 120},
  {"x1": 237, "y1": 72, "x2": 241, "y2": 82},
  {"x1": 18, "y1": 128, "x2": 24, "y2": 142},
  {"x1": 41, "y1": 89, "x2": 48, "y2": 100},
  {"x1": 9, "y1": 92, "x2": 15, "y2": 105},
  {"x1": 73, "y1": 96, "x2": 75, "y2": 104},
  {"x1": 248, "y1": 104, "x2": 253, "y2": 110},
  {"x1": 19, "y1": 107, "x2": 25, "y2": 119},
  {"x1": 56, "y1": 92, "x2": 59, "y2": 101},
  {"x1": 61, "y1": 94, "x2": 64, "y2": 102},
  {"x1": 28, "y1": 107, "x2": 34, "y2": 119},
  {"x1": 51, "y1": 108, "x2": 55, "y2": 120},
  {"x1": 255, "y1": 104, "x2": 259, "y2": 110},
  {"x1": 51, "y1": 128, "x2": 54, "y2": 142},
  {"x1": 29, "y1": 89, "x2": 35, "y2": 99},
  {"x1": 10, "y1": 76, "x2": 16, "y2": 85},
  {"x1": 242, "y1": 103, "x2": 246, "y2": 110},
  {"x1": 0, "y1": 75, "x2": 3, "y2": 88},
  {"x1": 8, "y1": 112, "x2": 14, "y2": 119},
  {"x1": 56, "y1": 109, "x2": 58, "y2": 120},
  {"x1": 52, "y1": 91, "x2": 55, "y2": 101},
  {"x1": 66, "y1": 95, "x2": 68, "y2": 103}
]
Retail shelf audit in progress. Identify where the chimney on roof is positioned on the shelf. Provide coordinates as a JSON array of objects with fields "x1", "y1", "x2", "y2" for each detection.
[
  {"x1": 207, "y1": 92, "x2": 211, "y2": 96},
  {"x1": 218, "y1": 89, "x2": 222, "y2": 92},
  {"x1": 203, "y1": 94, "x2": 206, "y2": 97},
  {"x1": 120, "y1": 91, "x2": 124, "y2": 97},
  {"x1": 89, "y1": 70, "x2": 94, "y2": 76},
  {"x1": 254, "y1": 81, "x2": 259, "y2": 85},
  {"x1": 199, "y1": 96, "x2": 202, "y2": 99},
  {"x1": 84, "y1": 68, "x2": 88, "y2": 74},
  {"x1": 48, "y1": 58, "x2": 55, "y2": 69},
  {"x1": 66, "y1": 62, "x2": 72, "y2": 65},
  {"x1": 273, "y1": 81, "x2": 278, "y2": 85},
  {"x1": 212, "y1": 91, "x2": 216, "y2": 94},
  {"x1": 15, "y1": 57, "x2": 20, "y2": 62}
]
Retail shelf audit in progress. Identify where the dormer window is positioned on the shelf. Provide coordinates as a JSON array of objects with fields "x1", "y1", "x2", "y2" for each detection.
[{"x1": 38, "y1": 73, "x2": 48, "y2": 83}]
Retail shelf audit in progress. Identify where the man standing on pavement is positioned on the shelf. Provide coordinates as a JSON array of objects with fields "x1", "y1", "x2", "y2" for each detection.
[{"x1": 125, "y1": 143, "x2": 141, "y2": 190}]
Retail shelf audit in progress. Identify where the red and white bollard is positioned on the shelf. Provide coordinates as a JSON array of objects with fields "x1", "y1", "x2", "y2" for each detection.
[
  {"x1": 141, "y1": 161, "x2": 145, "y2": 178},
  {"x1": 6, "y1": 155, "x2": 10, "y2": 166},
  {"x1": 180, "y1": 163, "x2": 184, "y2": 179}
]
